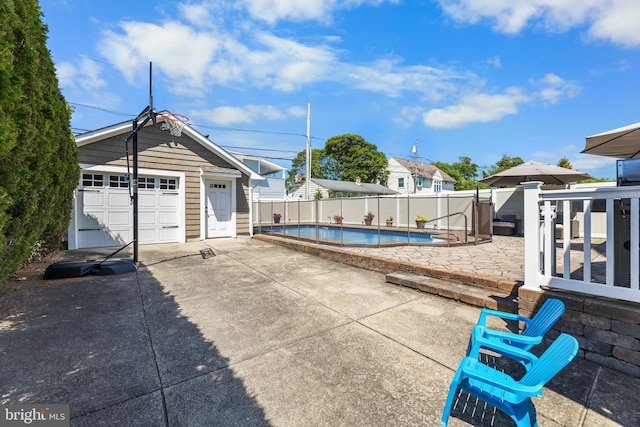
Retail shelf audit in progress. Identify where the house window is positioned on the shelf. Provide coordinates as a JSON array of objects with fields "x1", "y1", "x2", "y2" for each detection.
[
  {"x1": 138, "y1": 177, "x2": 155, "y2": 189},
  {"x1": 82, "y1": 173, "x2": 104, "y2": 187},
  {"x1": 416, "y1": 177, "x2": 423, "y2": 188},
  {"x1": 434, "y1": 179, "x2": 442, "y2": 193},
  {"x1": 398, "y1": 177, "x2": 404, "y2": 188},
  {"x1": 160, "y1": 178, "x2": 177, "y2": 190},
  {"x1": 109, "y1": 175, "x2": 129, "y2": 188}
]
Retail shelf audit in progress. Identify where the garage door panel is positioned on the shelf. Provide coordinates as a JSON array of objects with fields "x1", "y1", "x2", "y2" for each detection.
[
  {"x1": 78, "y1": 229, "x2": 130, "y2": 249},
  {"x1": 108, "y1": 211, "x2": 131, "y2": 226},
  {"x1": 139, "y1": 193, "x2": 156, "y2": 207},
  {"x1": 138, "y1": 228, "x2": 156, "y2": 244},
  {"x1": 158, "y1": 227, "x2": 178, "y2": 242},
  {"x1": 78, "y1": 210, "x2": 106, "y2": 229},
  {"x1": 158, "y1": 210, "x2": 177, "y2": 225},
  {"x1": 77, "y1": 174, "x2": 180, "y2": 249},
  {"x1": 107, "y1": 192, "x2": 130, "y2": 206},
  {"x1": 82, "y1": 191, "x2": 104, "y2": 206},
  {"x1": 159, "y1": 193, "x2": 178, "y2": 207},
  {"x1": 138, "y1": 211, "x2": 157, "y2": 225}
]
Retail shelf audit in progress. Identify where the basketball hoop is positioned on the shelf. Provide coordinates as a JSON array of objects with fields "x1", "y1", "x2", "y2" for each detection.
[{"x1": 157, "y1": 112, "x2": 189, "y2": 137}]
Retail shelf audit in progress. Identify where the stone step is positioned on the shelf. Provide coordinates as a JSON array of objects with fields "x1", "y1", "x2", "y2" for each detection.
[{"x1": 386, "y1": 271, "x2": 518, "y2": 313}]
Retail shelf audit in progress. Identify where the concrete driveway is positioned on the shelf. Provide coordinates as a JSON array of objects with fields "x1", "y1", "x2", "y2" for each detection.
[{"x1": 1, "y1": 237, "x2": 638, "y2": 426}]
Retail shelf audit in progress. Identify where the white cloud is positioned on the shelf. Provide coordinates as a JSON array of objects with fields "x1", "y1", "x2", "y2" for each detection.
[
  {"x1": 246, "y1": 32, "x2": 338, "y2": 91},
  {"x1": 56, "y1": 57, "x2": 107, "y2": 91},
  {"x1": 99, "y1": 21, "x2": 222, "y2": 95},
  {"x1": 436, "y1": 0, "x2": 640, "y2": 47},
  {"x1": 343, "y1": 57, "x2": 470, "y2": 99},
  {"x1": 533, "y1": 73, "x2": 581, "y2": 104},
  {"x1": 423, "y1": 88, "x2": 529, "y2": 128},
  {"x1": 572, "y1": 154, "x2": 617, "y2": 173},
  {"x1": 286, "y1": 105, "x2": 308, "y2": 117},
  {"x1": 178, "y1": 3, "x2": 215, "y2": 27},
  {"x1": 97, "y1": 17, "x2": 473, "y2": 100},
  {"x1": 588, "y1": 1, "x2": 640, "y2": 47},
  {"x1": 191, "y1": 104, "x2": 306, "y2": 125},
  {"x1": 393, "y1": 106, "x2": 423, "y2": 128},
  {"x1": 242, "y1": 0, "x2": 400, "y2": 24}
]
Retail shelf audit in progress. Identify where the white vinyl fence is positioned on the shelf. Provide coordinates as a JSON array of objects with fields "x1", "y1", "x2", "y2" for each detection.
[{"x1": 253, "y1": 193, "x2": 491, "y2": 246}]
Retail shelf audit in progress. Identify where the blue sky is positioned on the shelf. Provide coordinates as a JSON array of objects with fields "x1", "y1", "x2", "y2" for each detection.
[{"x1": 41, "y1": 0, "x2": 640, "y2": 179}]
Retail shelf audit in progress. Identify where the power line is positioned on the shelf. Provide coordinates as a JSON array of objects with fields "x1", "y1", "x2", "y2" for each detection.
[
  {"x1": 69, "y1": 102, "x2": 137, "y2": 117},
  {"x1": 191, "y1": 122, "x2": 325, "y2": 140},
  {"x1": 221, "y1": 145, "x2": 299, "y2": 154},
  {"x1": 70, "y1": 101, "x2": 326, "y2": 141}
]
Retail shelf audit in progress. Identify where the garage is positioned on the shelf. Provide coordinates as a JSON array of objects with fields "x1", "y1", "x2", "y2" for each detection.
[{"x1": 68, "y1": 170, "x2": 184, "y2": 249}]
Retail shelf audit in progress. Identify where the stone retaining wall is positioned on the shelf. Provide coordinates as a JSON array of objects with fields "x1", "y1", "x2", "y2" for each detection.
[{"x1": 519, "y1": 287, "x2": 640, "y2": 378}]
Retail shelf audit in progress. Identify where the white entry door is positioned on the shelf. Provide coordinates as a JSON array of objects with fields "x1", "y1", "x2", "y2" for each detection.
[{"x1": 206, "y1": 181, "x2": 232, "y2": 238}]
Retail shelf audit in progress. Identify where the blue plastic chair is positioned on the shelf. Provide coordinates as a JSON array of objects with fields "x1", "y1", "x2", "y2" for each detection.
[
  {"x1": 442, "y1": 333, "x2": 579, "y2": 427},
  {"x1": 467, "y1": 298, "x2": 565, "y2": 366}
]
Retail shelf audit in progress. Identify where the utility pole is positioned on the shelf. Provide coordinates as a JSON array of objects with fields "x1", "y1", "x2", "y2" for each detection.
[
  {"x1": 411, "y1": 140, "x2": 418, "y2": 194},
  {"x1": 305, "y1": 103, "x2": 311, "y2": 199}
]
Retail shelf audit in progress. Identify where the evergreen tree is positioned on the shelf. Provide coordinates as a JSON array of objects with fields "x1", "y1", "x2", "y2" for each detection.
[
  {"x1": 0, "y1": 0, "x2": 79, "y2": 282},
  {"x1": 557, "y1": 157, "x2": 572, "y2": 169}
]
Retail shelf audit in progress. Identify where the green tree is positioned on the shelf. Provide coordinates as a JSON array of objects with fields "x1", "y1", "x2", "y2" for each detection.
[
  {"x1": 432, "y1": 156, "x2": 481, "y2": 191},
  {"x1": 557, "y1": 157, "x2": 572, "y2": 169},
  {"x1": 483, "y1": 155, "x2": 524, "y2": 178},
  {"x1": 286, "y1": 148, "x2": 326, "y2": 187},
  {"x1": 0, "y1": 0, "x2": 79, "y2": 283},
  {"x1": 323, "y1": 134, "x2": 388, "y2": 183},
  {"x1": 287, "y1": 134, "x2": 388, "y2": 185}
]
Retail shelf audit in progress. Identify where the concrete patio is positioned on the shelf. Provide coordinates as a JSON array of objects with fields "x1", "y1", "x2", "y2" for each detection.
[{"x1": 0, "y1": 237, "x2": 637, "y2": 426}]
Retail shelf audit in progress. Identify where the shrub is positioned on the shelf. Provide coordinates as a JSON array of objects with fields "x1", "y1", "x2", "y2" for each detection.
[{"x1": 0, "y1": 0, "x2": 79, "y2": 283}]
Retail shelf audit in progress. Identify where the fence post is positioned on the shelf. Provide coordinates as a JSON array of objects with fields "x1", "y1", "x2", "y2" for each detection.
[{"x1": 523, "y1": 182, "x2": 543, "y2": 289}]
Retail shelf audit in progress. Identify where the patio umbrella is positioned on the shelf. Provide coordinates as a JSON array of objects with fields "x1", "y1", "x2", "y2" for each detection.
[
  {"x1": 582, "y1": 121, "x2": 640, "y2": 158},
  {"x1": 479, "y1": 160, "x2": 590, "y2": 186}
]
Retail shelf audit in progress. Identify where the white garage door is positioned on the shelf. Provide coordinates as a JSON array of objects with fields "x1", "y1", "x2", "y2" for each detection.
[{"x1": 76, "y1": 173, "x2": 180, "y2": 248}]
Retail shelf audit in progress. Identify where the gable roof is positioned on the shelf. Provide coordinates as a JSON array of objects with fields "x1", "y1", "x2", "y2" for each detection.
[
  {"x1": 311, "y1": 178, "x2": 397, "y2": 195},
  {"x1": 391, "y1": 158, "x2": 456, "y2": 183},
  {"x1": 75, "y1": 116, "x2": 260, "y2": 180},
  {"x1": 229, "y1": 151, "x2": 286, "y2": 175}
]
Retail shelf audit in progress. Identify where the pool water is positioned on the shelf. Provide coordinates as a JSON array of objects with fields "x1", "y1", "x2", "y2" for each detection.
[{"x1": 263, "y1": 225, "x2": 440, "y2": 245}]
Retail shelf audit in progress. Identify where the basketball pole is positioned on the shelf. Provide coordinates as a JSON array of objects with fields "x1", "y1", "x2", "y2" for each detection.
[{"x1": 125, "y1": 62, "x2": 156, "y2": 263}]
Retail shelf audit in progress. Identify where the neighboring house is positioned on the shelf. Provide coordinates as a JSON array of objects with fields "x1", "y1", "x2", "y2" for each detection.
[
  {"x1": 387, "y1": 157, "x2": 456, "y2": 194},
  {"x1": 230, "y1": 152, "x2": 287, "y2": 201},
  {"x1": 289, "y1": 177, "x2": 397, "y2": 199},
  {"x1": 68, "y1": 118, "x2": 262, "y2": 250}
]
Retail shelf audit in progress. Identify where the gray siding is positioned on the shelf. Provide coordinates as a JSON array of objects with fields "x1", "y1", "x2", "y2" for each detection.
[{"x1": 78, "y1": 125, "x2": 250, "y2": 239}]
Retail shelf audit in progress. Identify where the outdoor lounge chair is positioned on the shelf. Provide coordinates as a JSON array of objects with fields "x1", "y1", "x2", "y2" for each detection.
[
  {"x1": 441, "y1": 332, "x2": 579, "y2": 427},
  {"x1": 467, "y1": 298, "x2": 565, "y2": 368}
]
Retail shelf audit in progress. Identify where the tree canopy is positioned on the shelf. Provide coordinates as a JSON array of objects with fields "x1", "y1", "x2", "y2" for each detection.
[
  {"x1": 483, "y1": 155, "x2": 525, "y2": 178},
  {"x1": 557, "y1": 157, "x2": 572, "y2": 169},
  {"x1": 432, "y1": 156, "x2": 480, "y2": 191},
  {"x1": 0, "y1": 0, "x2": 79, "y2": 283},
  {"x1": 286, "y1": 148, "x2": 326, "y2": 187},
  {"x1": 287, "y1": 134, "x2": 388, "y2": 185}
]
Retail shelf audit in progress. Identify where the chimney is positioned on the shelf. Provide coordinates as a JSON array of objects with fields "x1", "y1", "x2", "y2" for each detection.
[{"x1": 355, "y1": 176, "x2": 361, "y2": 185}]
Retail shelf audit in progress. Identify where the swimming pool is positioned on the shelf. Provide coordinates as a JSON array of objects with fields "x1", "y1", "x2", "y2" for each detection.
[{"x1": 259, "y1": 224, "x2": 444, "y2": 246}]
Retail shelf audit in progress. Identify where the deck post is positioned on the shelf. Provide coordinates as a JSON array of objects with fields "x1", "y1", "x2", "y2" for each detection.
[{"x1": 523, "y1": 181, "x2": 543, "y2": 290}]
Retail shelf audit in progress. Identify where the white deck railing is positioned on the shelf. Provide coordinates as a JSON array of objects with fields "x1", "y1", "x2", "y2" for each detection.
[{"x1": 523, "y1": 181, "x2": 640, "y2": 303}]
